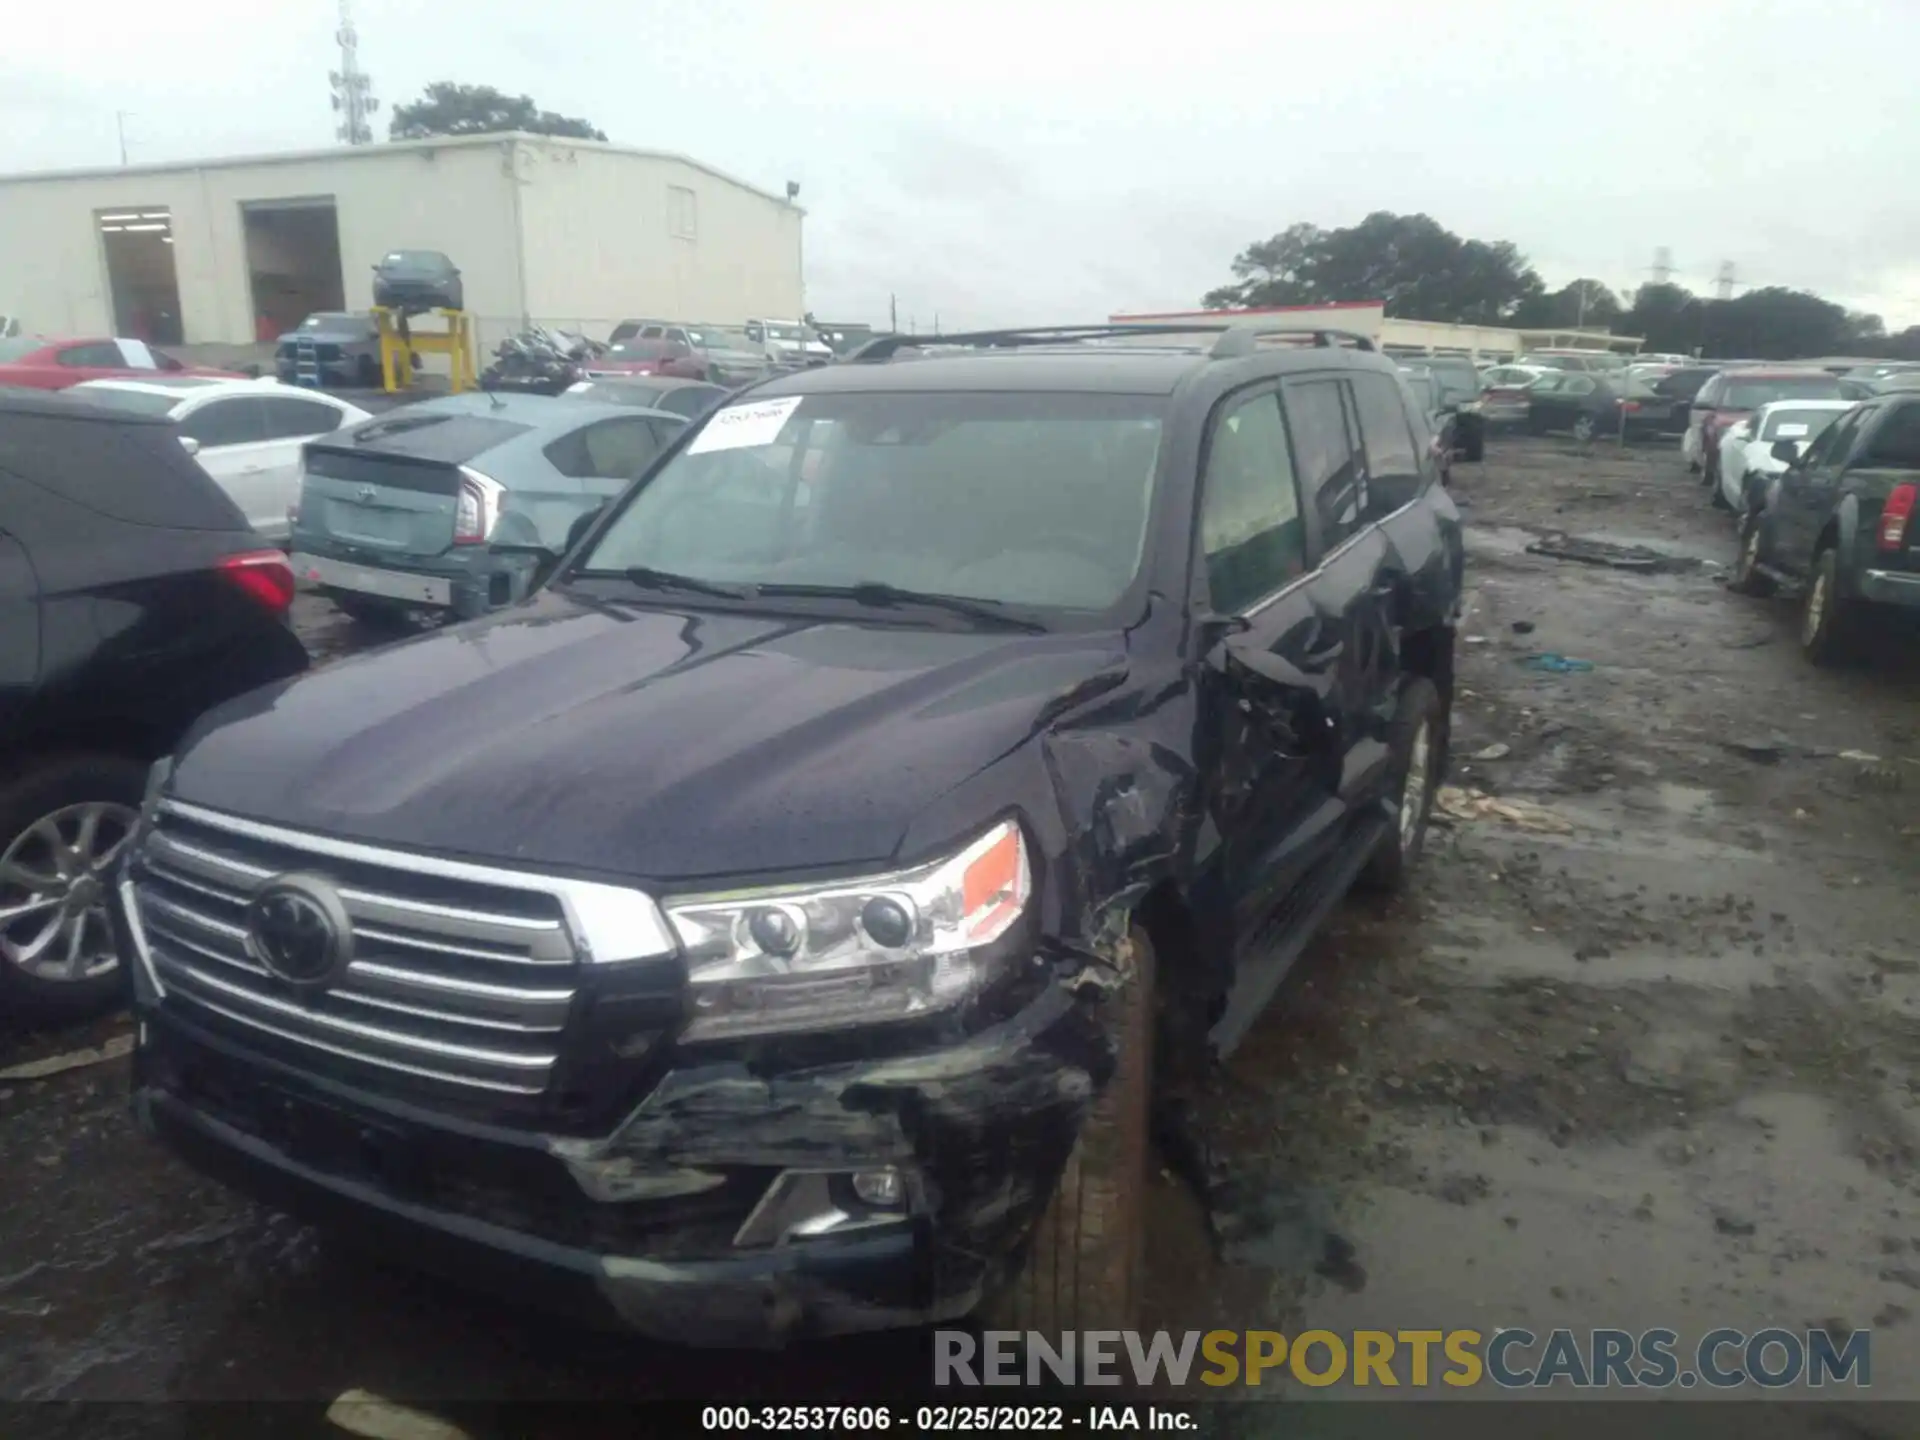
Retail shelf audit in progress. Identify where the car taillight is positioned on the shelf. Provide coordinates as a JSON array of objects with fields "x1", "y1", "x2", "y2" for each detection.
[
  {"x1": 453, "y1": 466, "x2": 505, "y2": 545},
  {"x1": 218, "y1": 550, "x2": 295, "y2": 613},
  {"x1": 1880, "y1": 483, "x2": 1917, "y2": 551}
]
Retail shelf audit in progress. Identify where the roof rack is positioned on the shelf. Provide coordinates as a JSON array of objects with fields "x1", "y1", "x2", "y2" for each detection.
[{"x1": 845, "y1": 323, "x2": 1376, "y2": 364}]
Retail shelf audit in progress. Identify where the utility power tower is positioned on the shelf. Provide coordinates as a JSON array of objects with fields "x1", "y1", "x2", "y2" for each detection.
[
  {"x1": 329, "y1": 0, "x2": 379, "y2": 145},
  {"x1": 1650, "y1": 247, "x2": 1674, "y2": 285},
  {"x1": 1714, "y1": 260, "x2": 1737, "y2": 301}
]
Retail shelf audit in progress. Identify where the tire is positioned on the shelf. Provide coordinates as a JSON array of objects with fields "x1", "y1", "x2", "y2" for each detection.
[
  {"x1": 1357, "y1": 677, "x2": 1445, "y2": 894},
  {"x1": 1710, "y1": 473, "x2": 1733, "y2": 511},
  {"x1": 1801, "y1": 545, "x2": 1856, "y2": 668},
  {"x1": 0, "y1": 754, "x2": 146, "y2": 1027},
  {"x1": 986, "y1": 925, "x2": 1155, "y2": 1332},
  {"x1": 325, "y1": 589, "x2": 418, "y2": 630},
  {"x1": 1729, "y1": 511, "x2": 1775, "y2": 596}
]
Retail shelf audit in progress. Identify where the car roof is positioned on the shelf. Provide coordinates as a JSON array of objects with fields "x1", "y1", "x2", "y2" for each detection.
[
  {"x1": 76, "y1": 376, "x2": 274, "y2": 399},
  {"x1": 0, "y1": 388, "x2": 174, "y2": 423},
  {"x1": 1718, "y1": 367, "x2": 1834, "y2": 378},
  {"x1": 388, "y1": 391, "x2": 651, "y2": 428}
]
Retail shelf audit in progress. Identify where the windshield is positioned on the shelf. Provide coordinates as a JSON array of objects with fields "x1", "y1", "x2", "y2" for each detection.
[
  {"x1": 1723, "y1": 376, "x2": 1844, "y2": 408},
  {"x1": 299, "y1": 313, "x2": 364, "y2": 333},
  {"x1": 71, "y1": 386, "x2": 180, "y2": 416},
  {"x1": 575, "y1": 390, "x2": 1165, "y2": 613},
  {"x1": 1759, "y1": 407, "x2": 1846, "y2": 442},
  {"x1": 1400, "y1": 374, "x2": 1437, "y2": 409},
  {"x1": 1422, "y1": 364, "x2": 1479, "y2": 404},
  {"x1": 761, "y1": 324, "x2": 805, "y2": 342},
  {"x1": 609, "y1": 339, "x2": 674, "y2": 359}
]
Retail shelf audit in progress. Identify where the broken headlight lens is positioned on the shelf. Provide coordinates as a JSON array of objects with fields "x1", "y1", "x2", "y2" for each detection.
[{"x1": 665, "y1": 821, "x2": 1031, "y2": 1041}]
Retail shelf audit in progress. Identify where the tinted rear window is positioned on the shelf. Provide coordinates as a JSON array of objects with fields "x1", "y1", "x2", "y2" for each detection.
[
  {"x1": 0, "y1": 410, "x2": 246, "y2": 530},
  {"x1": 1723, "y1": 376, "x2": 1844, "y2": 408},
  {"x1": 329, "y1": 410, "x2": 529, "y2": 464}
]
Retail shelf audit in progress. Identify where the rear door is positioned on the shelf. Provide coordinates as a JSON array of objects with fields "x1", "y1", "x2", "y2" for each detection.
[
  {"x1": 247, "y1": 396, "x2": 351, "y2": 539},
  {"x1": 0, "y1": 518, "x2": 38, "y2": 741},
  {"x1": 1774, "y1": 404, "x2": 1868, "y2": 574},
  {"x1": 1843, "y1": 399, "x2": 1920, "y2": 579},
  {"x1": 179, "y1": 396, "x2": 275, "y2": 529}
]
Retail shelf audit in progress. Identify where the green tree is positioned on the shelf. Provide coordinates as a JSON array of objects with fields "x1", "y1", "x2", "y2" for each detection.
[
  {"x1": 1511, "y1": 278, "x2": 1623, "y2": 330},
  {"x1": 389, "y1": 83, "x2": 606, "y2": 142},
  {"x1": 1203, "y1": 212, "x2": 1544, "y2": 323}
]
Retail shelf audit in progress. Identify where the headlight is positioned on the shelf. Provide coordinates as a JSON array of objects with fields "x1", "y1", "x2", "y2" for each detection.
[{"x1": 665, "y1": 820, "x2": 1031, "y2": 1041}]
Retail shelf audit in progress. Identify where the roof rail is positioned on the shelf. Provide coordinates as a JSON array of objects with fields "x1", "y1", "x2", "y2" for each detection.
[{"x1": 845, "y1": 322, "x2": 1377, "y2": 364}]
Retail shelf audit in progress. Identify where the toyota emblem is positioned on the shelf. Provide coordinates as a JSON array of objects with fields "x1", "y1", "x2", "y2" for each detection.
[{"x1": 245, "y1": 873, "x2": 353, "y2": 990}]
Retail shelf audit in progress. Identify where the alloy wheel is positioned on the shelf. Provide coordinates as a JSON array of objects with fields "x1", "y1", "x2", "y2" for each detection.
[
  {"x1": 1803, "y1": 567, "x2": 1829, "y2": 647},
  {"x1": 0, "y1": 802, "x2": 139, "y2": 982}
]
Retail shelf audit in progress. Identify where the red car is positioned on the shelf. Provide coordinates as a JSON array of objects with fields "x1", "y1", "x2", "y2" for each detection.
[
  {"x1": 580, "y1": 336, "x2": 707, "y2": 381},
  {"x1": 0, "y1": 336, "x2": 240, "y2": 391},
  {"x1": 1687, "y1": 367, "x2": 1845, "y2": 488}
]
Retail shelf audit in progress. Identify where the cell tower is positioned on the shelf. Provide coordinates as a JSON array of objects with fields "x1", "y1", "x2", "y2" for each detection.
[
  {"x1": 1651, "y1": 247, "x2": 1674, "y2": 284},
  {"x1": 329, "y1": 0, "x2": 379, "y2": 146},
  {"x1": 1714, "y1": 260, "x2": 1737, "y2": 301}
]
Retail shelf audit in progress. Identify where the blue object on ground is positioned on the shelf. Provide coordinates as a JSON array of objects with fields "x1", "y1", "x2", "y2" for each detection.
[{"x1": 1520, "y1": 653, "x2": 1595, "y2": 673}]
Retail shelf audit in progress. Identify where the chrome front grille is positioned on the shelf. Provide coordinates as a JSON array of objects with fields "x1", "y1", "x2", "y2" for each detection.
[{"x1": 129, "y1": 801, "x2": 593, "y2": 1096}]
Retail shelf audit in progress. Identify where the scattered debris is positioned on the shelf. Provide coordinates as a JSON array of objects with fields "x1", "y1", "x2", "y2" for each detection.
[
  {"x1": 1520, "y1": 653, "x2": 1595, "y2": 674},
  {"x1": 0, "y1": 1034, "x2": 134, "y2": 1082},
  {"x1": 1721, "y1": 629, "x2": 1774, "y2": 649},
  {"x1": 1510, "y1": 620, "x2": 1536, "y2": 635},
  {"x1": 1471, "y1": 743, "x2": 1512, "y2": 761},
  {"x1": 1435, "y1": 787, "x2": 1575, "y2": 834},
  {"x1": 1714, "y1": 1212, "x2": 1757, "y2": 1238},
  {"x1": 327, "y1": 1391, "x2": 472, "y2": 1440},
  {"x1": 1525, "y1": 532, "x2": 1702, "y2": 573}
]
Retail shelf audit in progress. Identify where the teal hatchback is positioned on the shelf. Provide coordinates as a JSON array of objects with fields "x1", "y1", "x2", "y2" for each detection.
[{"x1": 289, "y1": 392, "x2": 686, "y2": 623}]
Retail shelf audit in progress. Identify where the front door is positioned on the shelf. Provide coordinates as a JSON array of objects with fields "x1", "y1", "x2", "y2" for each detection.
[{"x1": 1775, "y1": 404, "x2": 1867, "y2": 576}]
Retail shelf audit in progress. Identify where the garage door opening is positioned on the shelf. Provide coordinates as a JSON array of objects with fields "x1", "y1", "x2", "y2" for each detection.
[
  {"x1": 243, "y1": 199, "x2": 345, "y2": 343},
  {"x1": 98, "y1": 207, "x2": 183, "y2": 345}
]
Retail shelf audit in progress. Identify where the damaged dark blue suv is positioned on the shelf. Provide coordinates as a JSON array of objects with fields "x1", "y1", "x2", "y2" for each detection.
[{"x1": 115, "y1": 323, "x2": 1463, "y2": 1346}]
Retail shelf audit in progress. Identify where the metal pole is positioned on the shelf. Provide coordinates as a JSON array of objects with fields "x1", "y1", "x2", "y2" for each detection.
[{"x1": 116, "y1": 112, "x2": 129, "y2": 166}]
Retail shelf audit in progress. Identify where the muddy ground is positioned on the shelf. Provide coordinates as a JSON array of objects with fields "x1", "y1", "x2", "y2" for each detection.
[{"x1": 3, "y1": 437, "x2": 1917, "y2": 1426}]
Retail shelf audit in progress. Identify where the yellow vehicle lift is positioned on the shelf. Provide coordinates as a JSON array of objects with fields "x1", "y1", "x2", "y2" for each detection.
[{"x1": 372, "y1": 306, "x2": 477, "y2": 395}]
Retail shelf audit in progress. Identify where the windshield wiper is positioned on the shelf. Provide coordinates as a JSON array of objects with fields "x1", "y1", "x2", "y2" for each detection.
[
  {"x1": 754, "y1": 580, "x2": 1047, "y2": 632},
  {"x1": 570, "y1": 565, "x2": 752, "y2": 600}
]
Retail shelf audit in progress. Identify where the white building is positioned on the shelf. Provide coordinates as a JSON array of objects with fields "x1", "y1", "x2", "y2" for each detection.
[{"x1": 0, "y1": 132, "x2": 805, "y2": 348}]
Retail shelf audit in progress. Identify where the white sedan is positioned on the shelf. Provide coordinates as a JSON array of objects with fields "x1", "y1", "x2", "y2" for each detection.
[
  {"x1": 72, "y1": 378, "x2": 370, "y2": 542},
  {"x1": 1715, "y1": 399, "x2": 1857, "y2": 513}
]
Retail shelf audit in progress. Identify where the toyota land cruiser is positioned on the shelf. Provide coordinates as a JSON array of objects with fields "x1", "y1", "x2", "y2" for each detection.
[{"x1": 114, "y1": 323, "x2": 1463, "y2": 1346}]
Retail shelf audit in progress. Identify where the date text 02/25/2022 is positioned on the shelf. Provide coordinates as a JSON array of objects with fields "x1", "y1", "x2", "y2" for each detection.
[{"x1": 701, "y1": 1405, "x2": 1195, "y2": 1431}]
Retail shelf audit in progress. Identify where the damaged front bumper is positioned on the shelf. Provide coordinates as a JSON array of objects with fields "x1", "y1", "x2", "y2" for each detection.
[{"x1": 130, "y1": 975, "x2": 1105, "y2": 1347}]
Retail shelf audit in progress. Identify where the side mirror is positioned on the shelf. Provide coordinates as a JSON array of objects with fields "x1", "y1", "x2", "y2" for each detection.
[
  {"x1": 1770, "y1": 439, "x2": 1798, "y2": 464},
  {"x1": 178, "y1": 436, "x2": 201, "y2": 457},
  {"x1": 489, "y1": 541, "x2": 563, "y2": 592}
]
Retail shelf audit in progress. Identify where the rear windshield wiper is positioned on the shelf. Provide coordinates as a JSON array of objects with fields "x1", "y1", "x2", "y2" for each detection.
[{"x1": 755, "y1": 580, "x2": 1047, "y2": 632}]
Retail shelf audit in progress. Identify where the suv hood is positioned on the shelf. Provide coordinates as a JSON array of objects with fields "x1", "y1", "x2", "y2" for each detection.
[{"x1": 169, "y1": 590, "x2": 1127, "y2": 886}]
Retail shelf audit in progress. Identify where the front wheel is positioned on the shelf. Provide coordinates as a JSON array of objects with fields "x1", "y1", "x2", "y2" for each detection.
[
  {"x1": 1801, "y1": 546, "x2": 1856, "y2": 667},
  {"x1": 1358, "y1": 677, "x2": 1445, "y2": 893},
  {"x1": 1729, "y1": 512, "x2": 1775, "y2": 596},
  {"x1": 0, "y1": 755, "x2": 147, "y2": 1027},
  {"x1": 985, "y1": 926, "x2": 1155, "y2": 1331},
  {"x1": 1571, "y1": 414, "x2": 1598, "y2": 444}
]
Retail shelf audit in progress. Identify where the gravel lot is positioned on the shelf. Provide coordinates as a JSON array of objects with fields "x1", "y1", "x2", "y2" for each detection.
[{"x1": 3, "y1": 436, "x2": 1917, "y2": 1424}]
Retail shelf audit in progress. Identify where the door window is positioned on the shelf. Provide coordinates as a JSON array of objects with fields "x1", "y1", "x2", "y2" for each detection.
[
  {"x1": 178, "y1": 397, "x2": 268, "y2": 448},
  {"x1": 1199, "y1": 390, "x2": 1307, "y2": 612},
  {"x1": 1562, "y1": 375, "x2": 1598, "y2": 397},
  {"x1": 259, "y1": 396, "x2": 346, "y2": 440},
  {"x1": 1802, "y1": 407, "x2": 1865, "y2": 469},
  {"x1": 546, "y1": 418, "x2": 663, "y2": 479},
  {"x1": 57, "y1": 343, "x2": 122, "y2": 368},
  {"x1": 1861, "y1": 403, "x2": 1920, "y2": 468},
  {"x1": 1281, "y1": 379, "x2": 1365, "y2": 547},
  {"x1": 1350, "y1": 372, "x2": 1425, "y2": 516}
]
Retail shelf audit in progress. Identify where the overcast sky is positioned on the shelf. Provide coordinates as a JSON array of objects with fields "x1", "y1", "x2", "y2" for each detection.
[{"x1": 7, "y1": 0, "x2": 1919, "y2": 330}]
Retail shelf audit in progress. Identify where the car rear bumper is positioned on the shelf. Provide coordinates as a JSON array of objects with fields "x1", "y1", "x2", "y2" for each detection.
[
  {"x1": 1858, "y1": 568, "x2": 1920, "y2": 607},
  {"x1": 289, "y1": 545, "x2": 520, "y2": 619}
]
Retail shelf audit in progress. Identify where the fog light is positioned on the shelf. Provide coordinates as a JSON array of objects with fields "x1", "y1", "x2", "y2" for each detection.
[{"x1": 852, "y1": 1167, "x2": 904, "y2": 1208}]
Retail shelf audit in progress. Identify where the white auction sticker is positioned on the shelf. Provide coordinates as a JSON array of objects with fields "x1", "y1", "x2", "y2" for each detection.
[
  {"x1": 1775, "y1": 423, "x2": 1809, "y2": 438},
  {"x1": 687, "y1": 396, "x2": 804, "y2": 454}
]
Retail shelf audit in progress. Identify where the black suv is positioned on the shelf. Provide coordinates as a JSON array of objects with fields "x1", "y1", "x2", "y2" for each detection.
[
  {"x1": 114, "y1": 324, "x2": 1463, "y2": 1344},
  {"x1": 1, "y1": 392, "x2": 308, "y2": 1024},
  {"x1": 1732, "y1": 392, "x2": 1920, "y2": 665}
]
